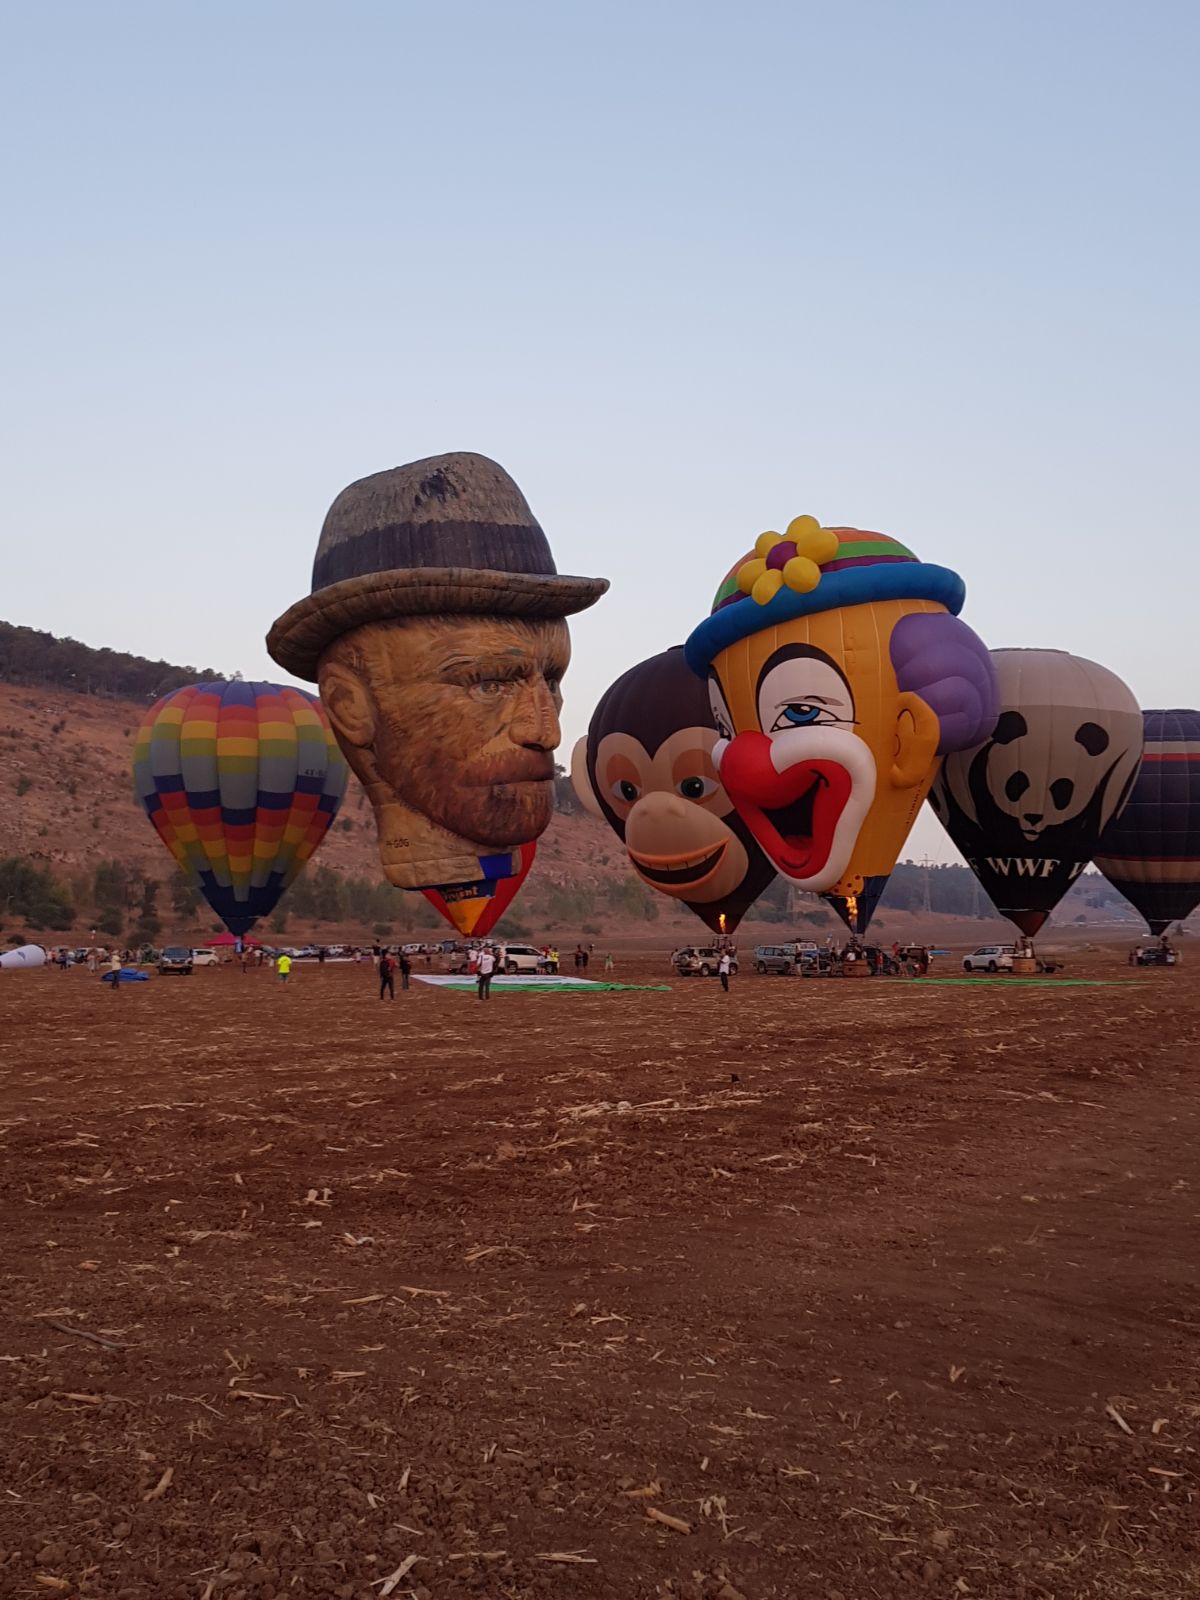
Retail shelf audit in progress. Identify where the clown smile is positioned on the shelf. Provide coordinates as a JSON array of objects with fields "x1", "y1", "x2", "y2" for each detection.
[
  {"x1": 731, "y1": 755, "x2": 853, "y2": 879},
  {"x1": 762, "y1": 769, "x2": 822, "y2": 844},
  {"x1": 714, "y1": 726, "x2": 876, "y2": 890},
  {"x1": 628, "y1": 841, "x2": 727, "y2": 888}
]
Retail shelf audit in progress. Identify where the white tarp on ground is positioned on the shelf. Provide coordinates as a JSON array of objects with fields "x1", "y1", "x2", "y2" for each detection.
[
  {"x1": 0, "y1": 944, "x2": 47, "y2": 970},
  {"x1": 414, "y1": 973, "x2": 601, "y2": 990}
]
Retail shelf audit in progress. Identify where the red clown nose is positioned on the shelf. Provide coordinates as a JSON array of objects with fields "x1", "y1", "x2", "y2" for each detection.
[
  {"x1": 719, "y1": 731, "x2": 853, "y2": 881},
  {"x1": 720, "y1": 731, "x2": 798, "y2": 806}
]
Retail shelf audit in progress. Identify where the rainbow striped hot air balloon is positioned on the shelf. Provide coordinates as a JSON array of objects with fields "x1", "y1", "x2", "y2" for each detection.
[{"x1": 133, "y1": 681, "x2": 348, "y2": 936}]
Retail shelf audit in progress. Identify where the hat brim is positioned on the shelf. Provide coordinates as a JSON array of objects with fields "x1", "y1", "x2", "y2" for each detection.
[
  {"x1": 683, "y1": 563, "x2": 966, "y2": 677},
  {"x1": 267, "y1": 566, "x2": 610, "y2": 681}
]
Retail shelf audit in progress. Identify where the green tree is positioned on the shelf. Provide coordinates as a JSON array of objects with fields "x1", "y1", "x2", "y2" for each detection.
[
  {"x1": 0, "y1": 858, "x2": 75, "y2": 930},
  {"x1": 170, "y1": 869, "x2": 199, "y2": 919},
  {"x1": 310, "y1": 865, "x2": 346, "y2": 922},
  {"x1": 93, "y1": 860, "x2": 129, "y2": 922},
  {"x1": 133, "y1": 878, "x2": 162, "y2": 942}
]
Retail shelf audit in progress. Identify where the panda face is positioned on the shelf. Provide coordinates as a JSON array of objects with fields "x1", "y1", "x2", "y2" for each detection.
[{"x1": 982, "y1": 708, "x2": 1118, "y2": 841}]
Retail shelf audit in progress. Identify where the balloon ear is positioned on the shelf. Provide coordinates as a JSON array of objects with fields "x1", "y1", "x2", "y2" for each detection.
[
  {"x1": 570, "y1": 736, "x2": 604, "y2": 819},
  {"x1": 318, "y1": 658, "x2": 376, "y2": 749},
  {"x1": 891, "y1": 692, "x2": 941, "y2": 789}
]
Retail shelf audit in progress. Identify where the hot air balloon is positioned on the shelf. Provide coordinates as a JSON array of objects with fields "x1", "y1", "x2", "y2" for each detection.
[
  {"x1": 684, "y1": 518, "x2": 998, "y2": 934},
  {"x1": 1094, "y1": 709, "x2": 1200, "y2": 937},
  {"x1": 929, "y1": 649, "x2": 1142, "y2": 936},
  {"x1": 265, "y1": 452, "x2": 608, "y2": 936},
  {"x1": 133, "y1": 681, "x2": 349, "y2": 937},
  {"x1": 571, "y1": 647, "x2": 776, "y2": 934}
]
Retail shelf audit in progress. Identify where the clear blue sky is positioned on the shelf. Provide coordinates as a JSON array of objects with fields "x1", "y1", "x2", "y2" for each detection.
[{"x1": 3, "y1": 1, "x2": 1196, "y2": 860}]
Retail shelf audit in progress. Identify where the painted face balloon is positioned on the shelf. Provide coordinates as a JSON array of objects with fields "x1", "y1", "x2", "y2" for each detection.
[
  {"x1": 133, "y1": 681, "x2": 348, "y2": 937},
  {"x1": 1094, "y1": 710, "x2": 1200, "y2": 937},
  {"x1": 571, "y1": 646, "x2": 775, "y2": 934},
  {"x1": 267, "y1": 452, "x2": 608, "y2": 936},
  {"x1": 930, "y1": 649, "x2": 1143, "y2": 936},
  {"x1": 685, "y1": 519, "x2": 998, "y2": 932}
]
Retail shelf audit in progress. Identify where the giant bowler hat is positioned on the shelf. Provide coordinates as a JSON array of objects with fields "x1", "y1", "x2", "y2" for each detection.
[{"x1": 267, "y1": 451, "x2": 609, "y2": 680}]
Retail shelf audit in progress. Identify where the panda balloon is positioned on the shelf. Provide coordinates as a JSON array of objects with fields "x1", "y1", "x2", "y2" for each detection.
[{"x1": 930, "y1": 648, "x2": 1142, "y2": 935}]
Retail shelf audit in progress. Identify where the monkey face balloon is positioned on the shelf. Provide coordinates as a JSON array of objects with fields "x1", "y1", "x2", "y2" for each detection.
[{"x1": 572, "y1": 647, "x2": 775, "y2": 933}]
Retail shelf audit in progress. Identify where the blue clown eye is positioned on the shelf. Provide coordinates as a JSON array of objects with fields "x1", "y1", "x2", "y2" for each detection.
[{"x1": 781, "y1": 702, "x2": 822, "y2": 725}]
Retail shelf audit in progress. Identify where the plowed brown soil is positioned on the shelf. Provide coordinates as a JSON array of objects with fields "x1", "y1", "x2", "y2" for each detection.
[{"x1": 1, "y1": 955, "x2": 1197, "y2": 1600}]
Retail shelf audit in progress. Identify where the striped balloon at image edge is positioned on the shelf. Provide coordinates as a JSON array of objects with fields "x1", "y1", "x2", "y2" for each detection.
[
  {"x1": 1094, "y1": 709, "x2": 1200, "y2": 937},
  {"x1": 133, "y1": 680, "x2": 348, "y2": 936}
]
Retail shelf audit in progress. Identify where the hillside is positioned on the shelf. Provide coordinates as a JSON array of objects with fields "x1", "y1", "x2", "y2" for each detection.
[{"x1": 0, "y1": 624, "x2": 1160, "y2": 947}]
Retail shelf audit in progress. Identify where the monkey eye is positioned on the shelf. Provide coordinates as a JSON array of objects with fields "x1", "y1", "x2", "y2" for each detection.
[
  {"x1": 679, "y1": 775, "x2": 717, "y2": 800},
  {"x1": 611, "y1": 778, "x2": 640, "y2": 803}
]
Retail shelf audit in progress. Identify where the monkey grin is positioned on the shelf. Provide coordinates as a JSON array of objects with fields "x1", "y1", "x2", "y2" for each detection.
[{"x1": 628, "y1": 841, "x2": 728, "y2": 887}]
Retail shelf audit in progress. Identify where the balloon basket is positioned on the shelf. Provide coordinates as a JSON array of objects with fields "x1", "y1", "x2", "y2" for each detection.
[
  {"x1": 1011, "y1": 955, "x2": 1038, "y2": 975},
  {"x1": 841, "y1": 960, "x2": 871, "y2": 979}
]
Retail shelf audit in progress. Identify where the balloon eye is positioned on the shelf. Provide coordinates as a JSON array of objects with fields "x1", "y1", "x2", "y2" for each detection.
[
  {"x1": 612, "y1": 779, "x2": 640, "y2": 803},
  {"x1": 679, "y1": 775, "x2": 714, "y2": 800},
  {"x1": 770, "y1": 701, "x2": 829, "y2": 731}
]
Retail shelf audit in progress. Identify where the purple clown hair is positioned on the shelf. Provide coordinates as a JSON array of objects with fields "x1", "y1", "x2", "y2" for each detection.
[{"x1": 890, "y1": 612, "x2": 999, "y2": 755}]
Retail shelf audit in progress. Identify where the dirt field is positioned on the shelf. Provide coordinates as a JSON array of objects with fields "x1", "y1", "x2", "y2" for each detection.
[{"x1": 1, "y1": 954, "x2": 1197, "y2": 1599}]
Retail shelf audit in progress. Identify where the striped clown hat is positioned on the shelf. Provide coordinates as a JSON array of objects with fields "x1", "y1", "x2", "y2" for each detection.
[{"x1": 684, "y1": 516, "x2": 967, "y2": 675}]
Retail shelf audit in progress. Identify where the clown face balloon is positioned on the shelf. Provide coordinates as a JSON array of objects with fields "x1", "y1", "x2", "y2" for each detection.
[
  {"x1": 685, "y1": 519, "x2": 998, "y2": 932},
  {"x1": 931, "y1": 648, "x2": 1142, "y2": 936},
  {"x1": 571, "y1": 646, "x2": 775, "y2": 934}
]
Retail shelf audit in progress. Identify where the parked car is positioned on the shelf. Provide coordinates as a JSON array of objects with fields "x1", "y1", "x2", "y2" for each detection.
[
  {"x1": 962, "y1": 944, "x2": 1015, "y2": 973},
  {"x1": 495, "y1": 943, "x2": 549, "y2": 975},
  {"x1": 672, "y1": 946, "x2": 739, "y2": 977},
  {"x1": 1132, "y1": 942, "x2": 1177, "y2": 967},
  {"x1": 191, "y1": 948, "x2": 219, "y2": 967},
  {"x1": 158, "y1": 945, "x2": 194, "y2": 975},
  {"x1": 753, "y1": 943, "x2": 818, "y2": 975},
  {"x1": 449, "y1": 943, "x2": 545, "y2": 975}
]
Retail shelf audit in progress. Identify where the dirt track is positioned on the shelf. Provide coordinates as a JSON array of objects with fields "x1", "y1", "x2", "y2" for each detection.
[{"x1": 1, "y1": 956, "x2": 1197, "y2": 1599}]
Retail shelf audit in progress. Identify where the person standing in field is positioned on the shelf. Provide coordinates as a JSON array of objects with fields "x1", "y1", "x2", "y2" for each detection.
[
  {"x1": 277, "y1": 953, "x2": 293, "y2": 984},
  {"x1": 604, "y1": 952, "x2": 614, "y2": 973},
  {"x1": 108, "y1": 949, "x2": 122, "y2": 990},
  {"x1": 718, "y1": 949, "x2": 732, "y2": 993},
  {"x1": 476, "y1": 944, "x2": 496, "y2": 1001},
  {"x1": 379, "y1": 950, "x2": 396, "y2": 1001},
  {"x1": 398, "y1": 950, "x2": 412, "y2": 991}
]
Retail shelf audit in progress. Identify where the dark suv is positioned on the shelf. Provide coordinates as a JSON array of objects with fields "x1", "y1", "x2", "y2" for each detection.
[{"x1": 158, "y1": 946, "x2": 194, "y2": 975}]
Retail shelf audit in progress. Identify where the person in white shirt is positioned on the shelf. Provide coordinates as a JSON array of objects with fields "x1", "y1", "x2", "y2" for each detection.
[
  {"x1": 718, "y1": 950, "x2": 732, "y2": 992},
  {"x1": 477, "y1": 945, "x2": 496, "y2": 1001}
]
